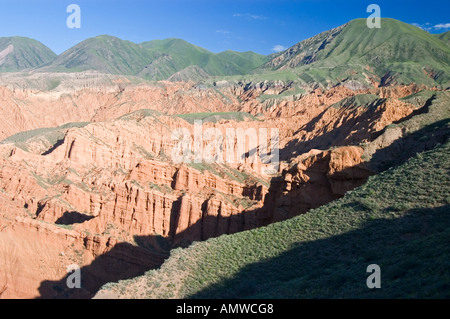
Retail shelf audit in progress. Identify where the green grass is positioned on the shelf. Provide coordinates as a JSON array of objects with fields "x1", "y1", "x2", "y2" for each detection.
[
  {"x1": 46, "y1": 78, "x2": 61, "y2": 91},
  {"x1": 318, "y1": 19, "x2": 450, "y2": 67},
  {"x1": 117, "y1": 109, "x2": 163, "y2": 120},
  {"x1": 400, "y1": 90, "x2": 439, "y2": 107},
  {"x1": 0, "y1": 122, "x2": 90, "y2": 153},
  {"x1": 101, "y1": 140, "x2": 450, "y2": 299},
  {"x1": 43, "y1": 35, "x2": 161, "y2": 75},
  {"x1": 4, "y1": 18, "x2": 449, "y2": 88},
  {"x1": 330, "y1": 94, "x2": 382, "y2": 109},
  {"x1": 433, "y1": 31, "x2": 450, "y2": 46},
  {"x1": 362, "y1": 91, "x2": 450, "y2": 167},
  {"x1": 258, "y1": 87, "x2": 306, "y2": 103},
  {"x1": 175, "y1": 112, "x2": 256, "y2": 124}
]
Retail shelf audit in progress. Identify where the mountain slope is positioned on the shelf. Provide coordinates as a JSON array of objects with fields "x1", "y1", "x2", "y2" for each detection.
[
  {"x1": 265, "y1": 19, "x2": 450, "y2": 69},
  {"x1": 261, "y1": 18, "x2": 450, "y2": 87},
  {"x1": 7, "y1": 18, "x2": 447, "y2": 86},
  {"x1": 263, "y1": 23, "x2": 347, "y2": 70},
  {"x1": 0, "y1": 37, "x2": 56, "y2": 72},
  {"x1": 41, "y1": 36, "x2": 267, "y2": 80},
  {"x1": 41, "y1": 35, "x2": 160, "y2": 75},
  {"x1": 215, "y1": 50, "x2": 268, "y2": 75},
  {"x1": 141, "y1": 38, "x2": 268, "y2": 78},
  {"x1": 434, "y1": 31, "x2": 450, "y2": 46}
]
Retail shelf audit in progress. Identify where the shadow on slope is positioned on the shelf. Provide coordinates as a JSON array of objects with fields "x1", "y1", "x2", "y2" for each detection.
[
  {"x1": 36, "y1": 202, "x2": 252, "y2": 299},
  {"x1": 369, "y1": 118, "x2": 450, "y2": 171},
  {"x1": 55, "y1": 211, "x2": 95, "y2": 225},
  {"x1": 37, "y1": 234, "x2": 170, "y2": 299},
  {"x1": 280, "y1": 99, "x2": 389, "y2": 160},
  {"x1": 260, "y1": 120, "x2": 449, "y2": 228},
  {"x1": 279, "y1": 94, "x2": 441, "y2": 162},
  {"x1": 189, "y1": 205, "x2": 450, "y2": 299},
  {"x1": 36, "y1": 107, "x2": 449, "y2": 299}
]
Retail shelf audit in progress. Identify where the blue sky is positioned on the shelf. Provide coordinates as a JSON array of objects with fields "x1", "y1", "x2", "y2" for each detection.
[{"x1": 0, "y1": 0, "x2": 449, "y2": 55}]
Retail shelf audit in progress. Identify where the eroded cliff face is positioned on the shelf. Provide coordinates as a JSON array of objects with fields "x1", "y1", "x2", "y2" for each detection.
[
  {"x1": 0, "y1": 112, "x2": 273, "y2": 298},
  {"x1": 0, "y1": 76, "x2": 423, "y2": 141},
  {"x1": 258, "y1": 146, "x2": 372, "y2": 225},
  {"x1": 0, "y1": 80, "x2": 239, "y2": 141},
  {"x1": 0, "y1": 75, "x2": 427, "y2": 298}
]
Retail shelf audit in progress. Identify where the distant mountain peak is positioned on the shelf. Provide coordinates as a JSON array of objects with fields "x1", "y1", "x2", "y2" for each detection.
[
  {"x1": 260, "y1": 18, "x2": 450, "y2": 87},
  {"x1": 0, "y1": 36, "x2": 56, "y2": 72},
  {"x1": 38, "y1": 35, "x2": 267, "y2": 81}
]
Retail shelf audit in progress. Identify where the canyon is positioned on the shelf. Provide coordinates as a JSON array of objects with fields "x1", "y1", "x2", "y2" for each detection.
[
  {"x1": 0, "y1": 71, "x2": 435, "y2": 298},
  {"x1": 0, "y1": 17, "x2": 448, "y2": 299}
]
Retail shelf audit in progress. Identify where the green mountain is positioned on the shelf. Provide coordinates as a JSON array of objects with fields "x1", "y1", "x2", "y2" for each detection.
[
  {"x1": 141, "y1": 38, "x2": 212, "y2": 61},
  {"x1": 42, "y1": 36, "x2": 267, "y2": 80},
  {"x1": 3, "y1": 18, "x2": 449, "y2": 86},
  {"x1": 0, "y1": 37, "x2": 56, "y2": 72},
  {"x1": 41, "y1": 35, "x2": 160, "y2": 75},
  {"x1": 140, "y1": 38, "x2": 268, "y2": 79},
  {"x1": 434, "y1": 31, "x2": 450, "y2": 46},
  {"x1": 216, "y1": 50, "x2": 268, "y2": 75},
  {"x1": 261, "y1": 18, "x2": 450, "y2": 87}
]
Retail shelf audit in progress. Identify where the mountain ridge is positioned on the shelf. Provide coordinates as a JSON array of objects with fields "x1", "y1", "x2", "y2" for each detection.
[
  {"x1": 37, "y1": 35, "x2": 267, "y2": 80},
  {"x1": 1, "y1": 18, "x2": 449, "y2": 86},
  {"x1": 257, "y1": 18, "x2": 450, "y2": 88}
]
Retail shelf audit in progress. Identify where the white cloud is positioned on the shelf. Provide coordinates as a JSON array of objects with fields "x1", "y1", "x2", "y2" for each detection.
[
  {"x1": 411, "y1": 22, "x2": 450, "y2": 31},
  {"x1": 249, "y1": 14, "x2": 268, "y2": 20},
  {"x1": 216, "y1": 30, "x2": 231, "y2": 34},
  {"x1": 434, "y1": 23, "x2": 450, "y2": 30},
  {"x1": 233, "y1": 13, "x2": 268, "y2": 20},
  {"x1": 411, "y1": 23, "x2": 424, "y2": 30},
  {"x1": 272, "y1": 45, "x2": 287, "y2": 52}
]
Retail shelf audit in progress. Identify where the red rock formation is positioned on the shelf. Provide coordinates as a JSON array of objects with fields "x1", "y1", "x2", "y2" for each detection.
[
  {"x1": 0, "y1": 76, "x2": 429, "y2": 298},
  {"x1": 261, "y1": 146, "x2": 373, "y2": 224}
]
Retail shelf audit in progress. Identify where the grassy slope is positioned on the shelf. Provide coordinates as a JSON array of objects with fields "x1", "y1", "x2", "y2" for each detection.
[
  {"x1": 313, "y1": 19, "x2": 450, "y2": 85},
  {"x1": 6, "y1": 19, "x2": 448, "y2": 86},
  {"x1": 214, "y1": 50, "x2": 268, "y2": 75},
  {"x1": 43, "y1": 35, "x2": 160, "y2": 75},
  {"x1": 175, "y1": 112, "x2": 257, "y2": 124},
  {"x1": 434, "y1": 31, "x2": 450, "y2": 46},
  {"x1": 99, "y1": 137, "x2": 450, "y2": 299},
  {"x1": 316, "y1": 19, "x2": 450, "y2": 66},
  {"x1": 141, "y1": 38, "x2": 268, "y2": 78},
  {"x1": 330, "y1": 94, "x2": 382, "y2": 109},
  {"x1": 362, "y1": 91, "x2": 450, "y2": 172},
  {"x1": 0, "y1": 37, "x2": 56, "y2": 72},
  {"x1": 0, "y1": 122, "x2": 90, "y2": 153},
  {"x1": 253, "y1": 19, "x2": 450, "y2": 87}
]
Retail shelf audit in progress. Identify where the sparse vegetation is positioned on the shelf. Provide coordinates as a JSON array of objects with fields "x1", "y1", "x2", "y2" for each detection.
[
  {"x1": 175, "y1": 112, "x2": 256, "y2": 124},
  {"x1": 0, "y1": 122, "x2": 90, "y2": 149}
]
